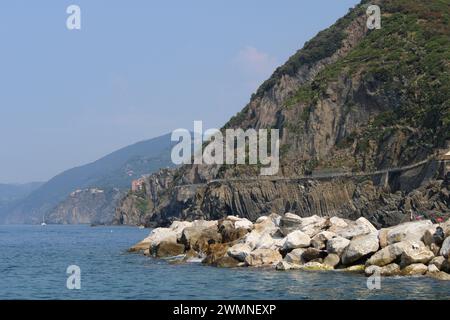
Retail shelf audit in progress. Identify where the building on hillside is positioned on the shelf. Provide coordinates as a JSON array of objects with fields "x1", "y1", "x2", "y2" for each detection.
[{"x1": 131, "y1": 177, "x2": 146, "y2": 192}]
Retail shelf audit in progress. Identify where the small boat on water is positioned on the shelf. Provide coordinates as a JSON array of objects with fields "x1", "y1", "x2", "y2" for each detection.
[{"x1": 41, "y1": 216, "x2": 47, "y2": 226}]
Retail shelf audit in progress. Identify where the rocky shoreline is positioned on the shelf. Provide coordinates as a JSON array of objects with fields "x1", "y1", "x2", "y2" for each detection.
[{"x1": 129, "y1": 213, "x2": 450, "y2": 281}]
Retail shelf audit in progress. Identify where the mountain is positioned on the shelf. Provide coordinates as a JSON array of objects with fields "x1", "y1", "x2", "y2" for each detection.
[
  {"x1": 4, "y1": 133, "x2": 175, "y2": 224},
  {"x1": 0, "y1": 182, "x2": 44, "y2": 203},
  {"x1": 46, "y1": 188, "x2": 124, "y2": 225},
  {"x1": 0, "y1": 182, "x2": 44, "y2": 222},
  {"x1": 115, "y1": 0, "x2": 450, "y2": 228}
]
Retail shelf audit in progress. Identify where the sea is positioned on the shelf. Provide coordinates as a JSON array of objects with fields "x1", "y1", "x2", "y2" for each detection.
[{"x1": 1, "y1": 225, "x2": 449, "y2": 300}]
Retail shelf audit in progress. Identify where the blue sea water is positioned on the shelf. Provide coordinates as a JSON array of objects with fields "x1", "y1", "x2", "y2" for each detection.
[{"x1": 0, "y1": 225, "x2": 449, "y2": 300}]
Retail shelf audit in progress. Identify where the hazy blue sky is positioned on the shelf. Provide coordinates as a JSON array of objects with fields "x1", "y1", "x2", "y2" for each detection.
[{"x1": 0, "y1": 0, "x2": 359, "y2": 183}]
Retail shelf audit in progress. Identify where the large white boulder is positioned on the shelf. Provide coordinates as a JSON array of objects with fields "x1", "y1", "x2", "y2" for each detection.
[
  {"x1": 365, "y1": 263, "x2": 401, "y2": 277},
  {"x1": 144, "y1": 227, "x2": 177, "y2": 247},
  {"x1": 356, "y1": 217, "x2": 378, "y2": 233},
  {"x1": 234, "y1": 218, "x2": 253, "y2": 230},
  {"x1": 327, "y1": 217, "x2": 350, "y2": 235},
  {"x1": 192, "y1": 219, "x2": 218, "y2": 229},
  {"x1": 298, "y1": 215, "x2": 327, "y2": 237},
  {"x1": 244, "y1": 248, "x2": 282, "y2": 266},
  {"x1": 282, "y1": 230, "x2": 311, "y2": 250},
  {"x1": 341, "y1": 233, "x2": 379, "y2": 265},
  {"x1": 227, "y1": 243, "x2": 252, "y2": 262},
  {"x1": 326, "y1": 236, "x2": 350, "y2": 256},
  {"x1": 255, "y1": 233, "x2": 276, "y2": 250},
  {"x1": 366, "y1": 241, "x2": 410, "y2": 266},
  {"x1": 336, "y1": 217, "x2": 377, "y2": 239},
  {"x1": 279, "y1": 214, "x2": 326, "y2": 237},
  {"x1": 255, "y1": 216, "x2": 268, "y2": 224},
  {"x1": 328, "y1": 217, "x2": 349, "y2": 229},
  {"x1": 284, "y1": 212, "x2": 302, "y2": 221},
  {"x1": 401, "y1": 263, "x2": 428, "y2": 276},
  {"x1": 299, "y1": 215, "x2": 324, "y2": 226},
  {"x1": 253, "y1": 217, "x2": 279, "y2": 235},
  {"x1": 243, "y1": 231, "x2": 262, "y2": 250},
  {"x1": 251, "y1": 213, "x2": 281, "y2": 227},
  {"x1": 225, "y1": 215, "x2": 241, "y2": 222},
  {"x1": 401, "y1": 241, "x2": 434, "y2": 266},
  {"x1": 383, "y1": 220, "x2": 433, "y2": 245},
  {"x1": 244, "y1": 230, "x2": 280, "y2": 250},
  {"x1": 169, "y1": 221, "x2": 193, "y2": 239},
  {"x1": 246, "y1": 215, "x2": 284, "y2": 249},
  {"x1": 279, "y1": 214, "x2": 302, "y2": 236}
]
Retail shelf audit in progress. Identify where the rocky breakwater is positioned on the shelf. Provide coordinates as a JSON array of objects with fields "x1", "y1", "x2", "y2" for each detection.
[{"x1": 129, "y1": 213, "x2": 450, "y2": 280}]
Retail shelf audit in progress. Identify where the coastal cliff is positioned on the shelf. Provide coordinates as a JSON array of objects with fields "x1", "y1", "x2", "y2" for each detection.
[
  {"x1": 47, "y1": 188, "x2": 124, "y2": 225},
  {"x1": 115, "y1": 0, "x2": 450, "y2": 227},
  {"x1": 116, "y1": 161, "x2": 449, "y2": 227}
]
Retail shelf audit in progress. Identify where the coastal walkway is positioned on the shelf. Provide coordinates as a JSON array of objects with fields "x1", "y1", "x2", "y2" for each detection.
[{"x1": 174, "y1": 156, "x2": 446, "y2": 189}]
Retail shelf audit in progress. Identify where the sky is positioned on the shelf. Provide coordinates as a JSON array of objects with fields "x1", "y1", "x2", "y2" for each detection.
[{"x1": 0, "y1": 0, "x2": 360, "y2": 184}]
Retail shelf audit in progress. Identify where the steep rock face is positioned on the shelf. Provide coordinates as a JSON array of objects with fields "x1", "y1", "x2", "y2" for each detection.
[
  {"x1": 115, "y1": 0, "x2": 450, "y2": 227},
  {"x1": 225, "y1": 0, "x2": 449, "y2": 175},
  {"x1": 116, "y1": 163, "x2": 449, "y2": 228},
  {"x1": 47, "y1": 188, "x2": 124, "y2": 225},
  {"x1": 114, "y1": 169, "x2": 175, "y2": 226}
]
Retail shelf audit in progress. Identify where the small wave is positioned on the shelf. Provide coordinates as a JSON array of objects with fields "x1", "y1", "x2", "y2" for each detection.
[{"x1": 185, "y1": 257, "x2": 204, "y2": 263}]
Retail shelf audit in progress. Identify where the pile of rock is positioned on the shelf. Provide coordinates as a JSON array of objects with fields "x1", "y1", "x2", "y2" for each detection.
[{"x1": 129, "y1": 213, "x2": 450, "y2": 280}]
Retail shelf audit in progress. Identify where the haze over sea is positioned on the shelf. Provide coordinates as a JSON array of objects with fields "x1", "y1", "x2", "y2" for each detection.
[{"x1": 1, "y1": 225, "x2": 449, "y2": 300}]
